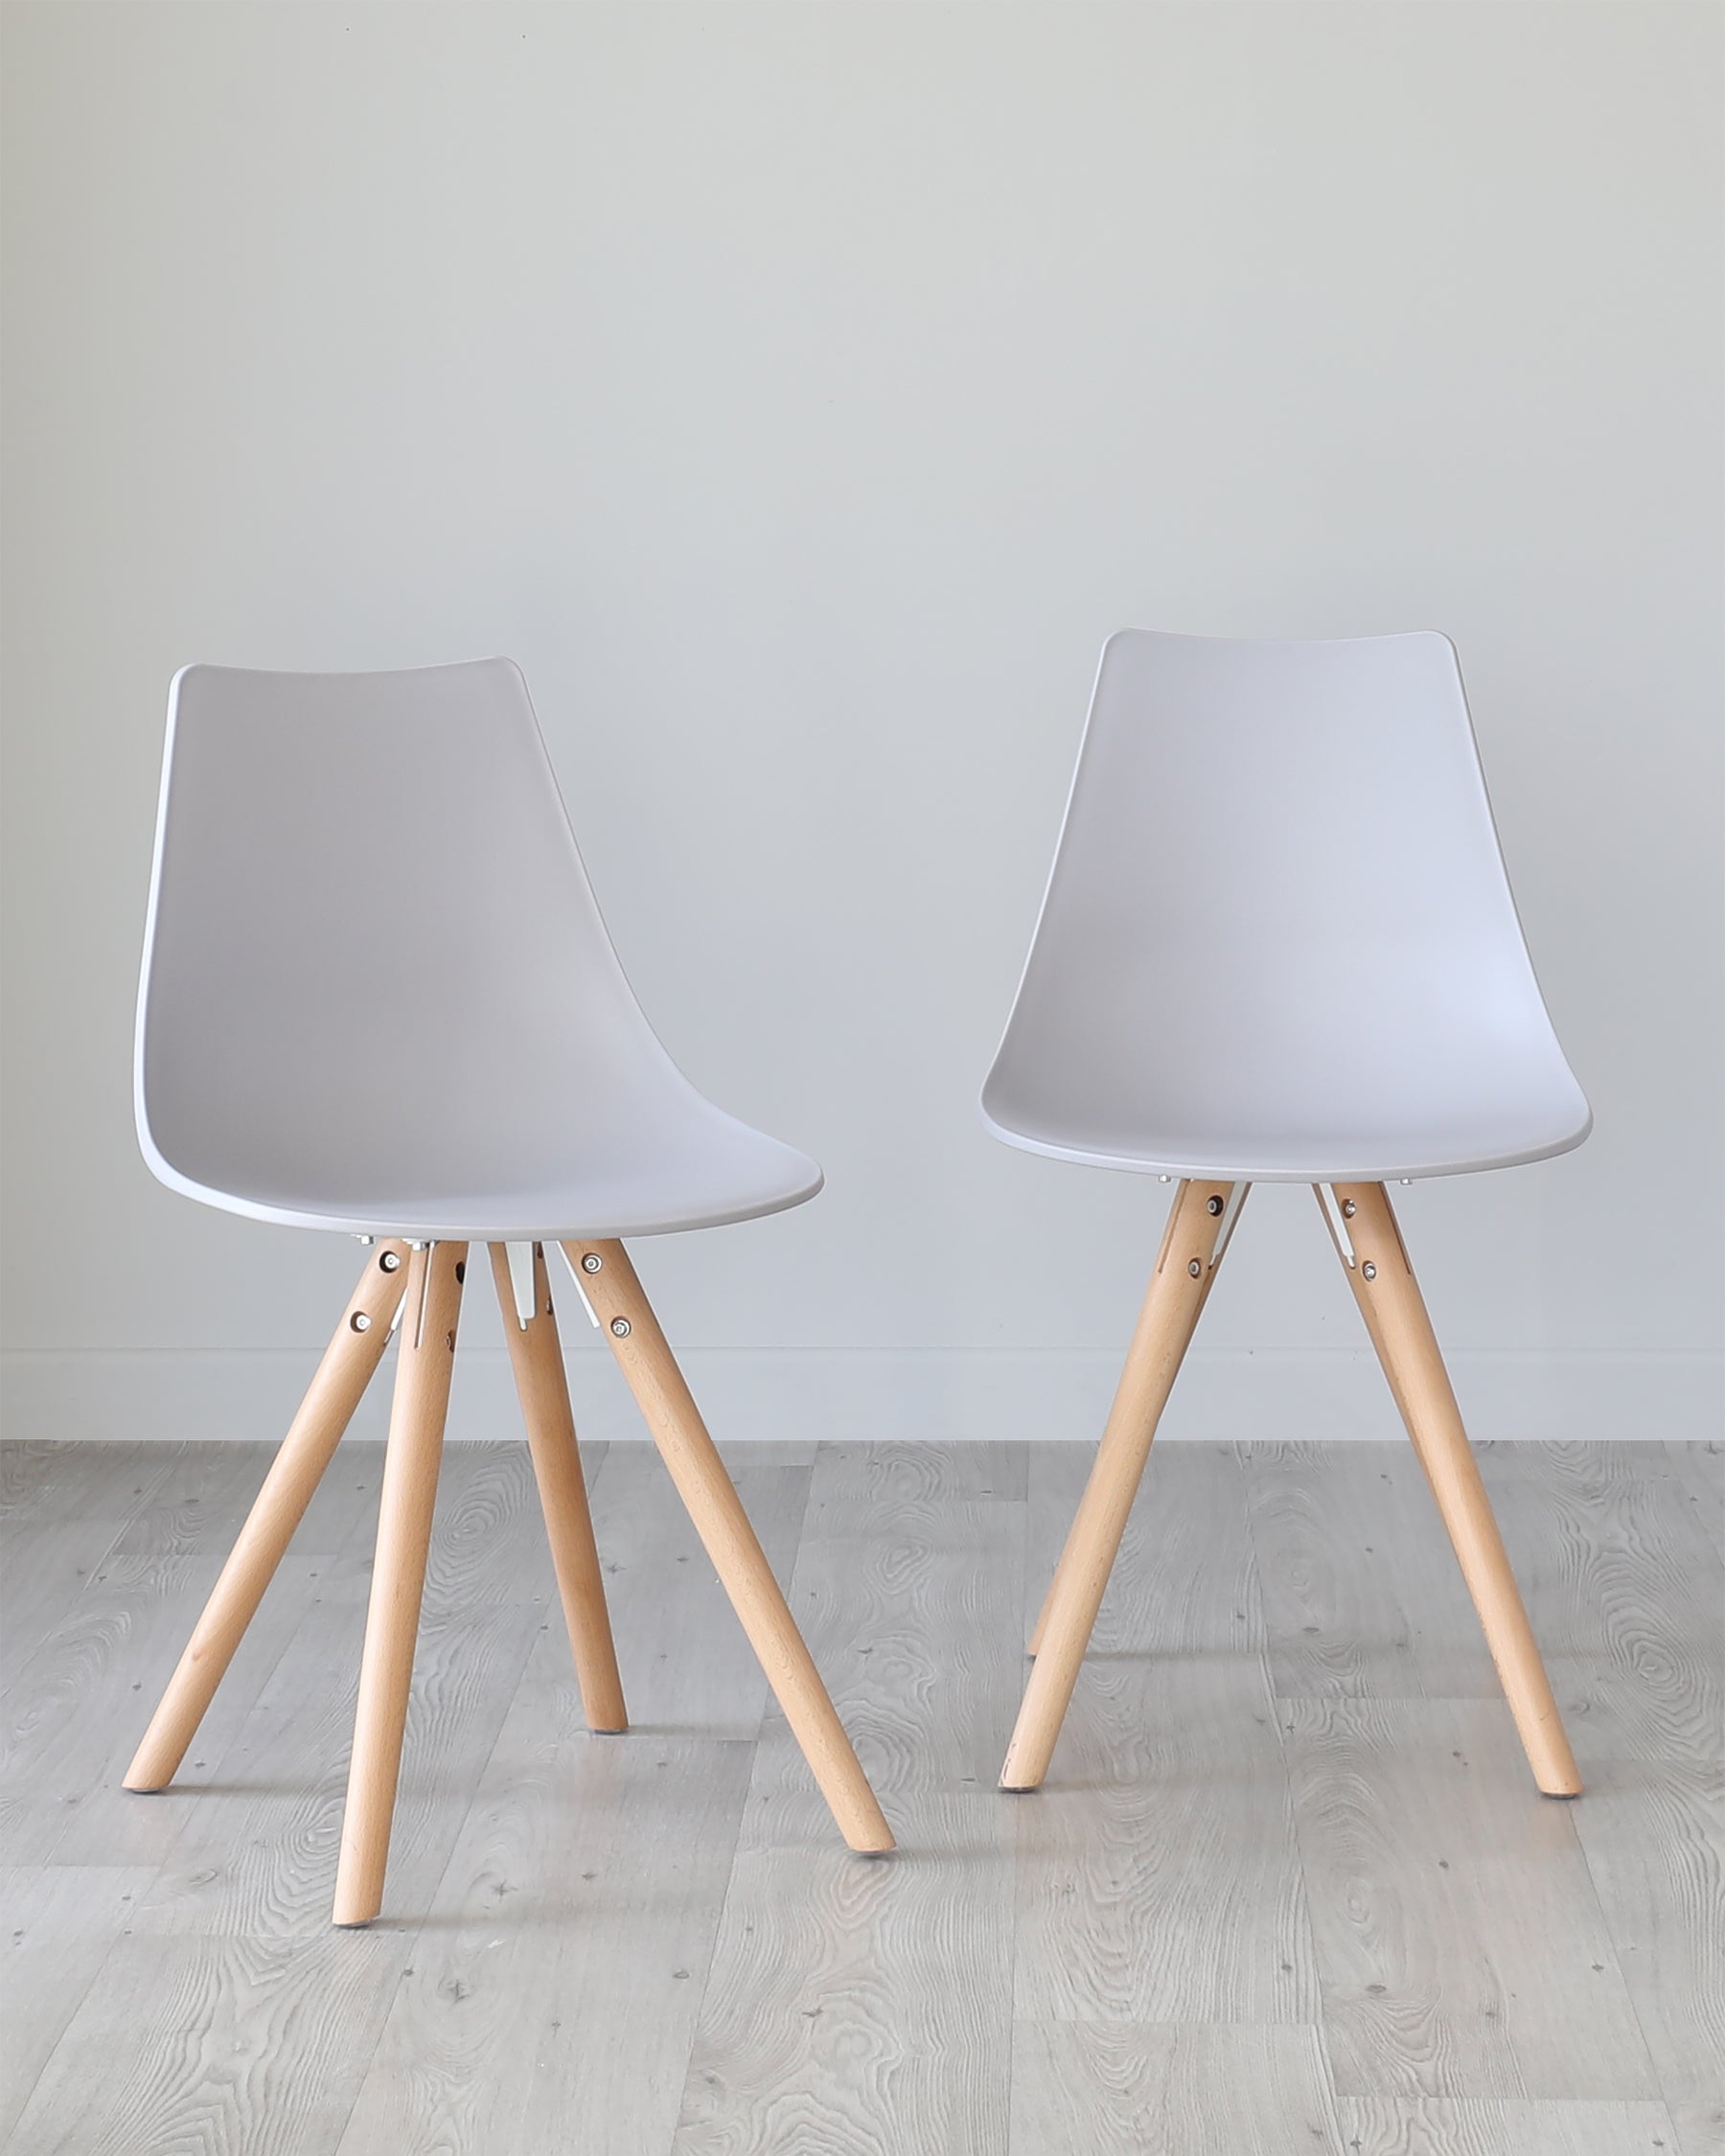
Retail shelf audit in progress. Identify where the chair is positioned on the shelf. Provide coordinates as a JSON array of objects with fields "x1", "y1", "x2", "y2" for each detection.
[
  {"x1": 984, "y1": 630, "x2": 1590, "y2": 1798},
  {"x1": 126, "y1": 658, "x2": 892, "y2": 1925}
]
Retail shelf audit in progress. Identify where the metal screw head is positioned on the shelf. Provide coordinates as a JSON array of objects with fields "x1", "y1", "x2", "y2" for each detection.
[
  {"x1": 1187, "y1": 1258, "x2": 1203, "y2": 1278},
  {"x1": 610, "y1": 1317, "x2": 632, "y2": 1338},
  {"x1": 1206, "y1": 1195, "x2": 1224, "y2": 1216},
  {"x1": 1362, "y1": 1262, "x2": 1377, "y2": 1280},
  {"x1": 1341, "y1": 1200, "x2": 1357, "y2": 1219},
  {"x1": 350, "y1": 1311, "x2": 372, "y2": 1332},
  {"x1": 582, "y1": 1253, "x2": 603, "y2": 1273},
  {"x1": 379, "y1": 1250, "x2": 402, "y2": 1273}
]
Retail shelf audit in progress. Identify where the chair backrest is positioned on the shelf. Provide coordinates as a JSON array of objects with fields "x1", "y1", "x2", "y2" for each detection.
[
  {"x1": 136, "y1": 659, "x2": 698, "y2": 1212},
  {"x1": 981, "y1": 630, "x2": 1590, "y2": 1180}
]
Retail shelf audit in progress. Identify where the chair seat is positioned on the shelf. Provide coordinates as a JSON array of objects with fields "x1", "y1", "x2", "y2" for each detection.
[
  {"x1": 148, "y1": 1111, "x2": 823, "y2": 1241},
  {"x1": 979, "y1": 1094, "x2": 1590, "y2": 1183},
  {"x1": 979, "y1": 630, "x2": 1593, "y2": 1190}
]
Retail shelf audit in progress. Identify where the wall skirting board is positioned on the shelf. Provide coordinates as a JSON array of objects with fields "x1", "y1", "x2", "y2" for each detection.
[{"x1": 2, "y1": 1349, "x2": 1718, "y2": 1448}]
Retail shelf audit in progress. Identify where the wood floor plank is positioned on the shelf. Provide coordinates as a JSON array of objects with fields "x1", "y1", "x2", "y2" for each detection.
[
  {"x1": 336, "y1": 1688, "x2": 752, "y2": 2156},
  {"x1": 792, "y1": 1441, "x2": 1029, "y2": 1794},
  {"x1": 1015, "y1": 1442, "x2": 1315, "y2": 2027},
  {"x1": 1337, "y1": 2097, "x2": 1681, "y2": 2154},
  {"x1": 1010, "y1": 2022, "x2": 1342, "y2": 2156},
  {"x1": 842, "y1": 1438, "x2": 1028, "y2": 1506},
  {"x1": 0, "y1": 1520, "x2": 133, "y2": 1679},
  {"x1": 1242, "y1": 1439, "x2": 1499, "y2": 1702},
  {"x1": 1671, "y1": 2101, "x2": 1725, "y2": 2156},
  {"x1": 1661, "y1": 1441, "x2": 1725, "y2": 1568},
  {"x1": 1568, "y1": 1759, "x2": 1725, "y2": 2139},
  {"x1": 0, "y1": 1865, "x2": 158, "y2": 2142},
  {"x1": 0, "y1": 1551, "x2": 247, "y2": 1866},
  {"x1": 542, "y1": 1441, "x2": 813, "y2": 1732},
  {"x1": 129, "y1": 1571, "x2": 543, "y2": 1937},
  {"x1": 1283, "y1": 1696, "x2": 1658, "y2": 2101},
  {"x1": 1011, "y1": 1651, "x2": 1317, "y2": 2027},
  {"x1": 31, "y1": 1546, "x2": 368, "y2": 1873},
  {"x1": 420, "y1": 1439, "x2": 570, "y2": 1606},
  {"x1": 0, "y1": 1441, "x2": 164, "y2": 1534},
  {"x1": 1, "y1": 1442, "x2": 172, "y2": 1657},
  {"x1": 1481, "y1": 1443, "x2": 1723, "y2": 1766},
  {"x1": 110, "y1": 1443, "x2": 301, "y2": 1561},
  {"x1": 5, "y1": 1930, "x2": 412, "y2": 2156},
  {"x1": 674, "y1": 1444, "x2": 1025, "y2": 2156},
  {"x1": 2, "y1": 1438, "x2": 1719, "y2": 2155},
  {"x1": 1024, "y1": 1440, "x2": 1264, "y2": 1656}
]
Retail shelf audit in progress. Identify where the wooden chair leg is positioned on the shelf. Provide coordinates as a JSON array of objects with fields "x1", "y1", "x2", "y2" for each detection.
[
  {"x1": 124, "y1": 1240, "x2": 413, "y2": 1793},
  {"x1": 1321, "y1": 1182, "x2": 1581, "y2": 1798},
  {"x1": 489, "y1": 1243, "x2": 626, "y2": 1732},
  {"x1": 332, "y1": 1242, "x2": 467, "y2": 1925},
  {"x1": 1001, "y1": 1180, "x2": 1243, "y2": 1791},
  {"x1": 561, "y1": 1239, "x2": 894, "y2": 1855}
]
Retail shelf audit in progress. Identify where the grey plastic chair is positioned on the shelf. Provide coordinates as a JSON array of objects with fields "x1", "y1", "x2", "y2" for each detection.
[
  {"x1": 986, "y1": 629, "x2": 1589, "y2": 1799},
  {"x1": 126, "y1": 659, "x2": 891, "y2": 1925}
]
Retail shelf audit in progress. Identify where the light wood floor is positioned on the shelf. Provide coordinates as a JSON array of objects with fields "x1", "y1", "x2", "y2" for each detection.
[{"x1": 2, "y1": 1437, "x2": 1720, "y2": 2155}]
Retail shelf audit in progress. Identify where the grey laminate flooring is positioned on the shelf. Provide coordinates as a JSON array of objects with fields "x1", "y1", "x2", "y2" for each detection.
[{"x1": 2, "y1": 1438, "x2": 1719, "y2": 2155}]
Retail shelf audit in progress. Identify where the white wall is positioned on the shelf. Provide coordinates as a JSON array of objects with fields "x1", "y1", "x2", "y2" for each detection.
[{"x1": 3, "y1": 2, "x2": 1719, "y2": 1445}]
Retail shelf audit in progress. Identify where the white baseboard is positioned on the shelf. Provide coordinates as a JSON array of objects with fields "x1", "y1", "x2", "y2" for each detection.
[{"x1": 2, "y1": 1347, "x2": 1717, "y2": 1446}]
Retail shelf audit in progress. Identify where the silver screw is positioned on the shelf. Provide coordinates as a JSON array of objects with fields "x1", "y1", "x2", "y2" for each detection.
[
  {"x1": 1206, "y1": 1196, "x2": 1224, "y2": 1216},
  {"x1": 1362, "y1": 1262, "x2": 1377, "y2": 1280},
  {"x1": 379, "y1": 1250, "x2": 402, "y2": 1273},
  {"x1": 582, "y1": 1253, "x2": 603, "y2": 1273},
  {"x1": 1187, "y1": 1259, "x2": 1203, "y2": 1278},
  {"x1": 610, "y1": 1317, "x2": 632, "y2": 1338},
  {"x1": 351, "y1": 1312, "x2": 372, "y2": 1332},
  {"x1": 1341, "y1": 1200, "x2": 1357, "y2": 1219}
]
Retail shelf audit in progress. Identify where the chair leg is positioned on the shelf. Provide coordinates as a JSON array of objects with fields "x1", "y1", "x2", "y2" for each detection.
[
  {"x1": 124, "y1": 1240, "x2": 413, "y2": 1793},
  {"x1": 1320, "y1": 1182, "x2": 1581, "y2": 1798},
  {"x1": 1001, "y1": 1180, "x2": 1243, "y2": 1791},
  {"x1": 489, "y1": 1243, "x2": 627, "y2": 1732},
  {"x1": 560, "y1": 1239, "x2": 894, "y2": 1855},
  {"x1": 332, "y1": 1242, "x2": 467, "y2": 1925}
]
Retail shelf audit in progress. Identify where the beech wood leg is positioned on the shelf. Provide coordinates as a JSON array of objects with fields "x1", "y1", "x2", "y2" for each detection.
[
  {"x1": 332, "y1": 1241, "x2": 467, "y2": 1925},
  {"x1": 1321, "y1": 1181, "x2": 1581, "y2": 1797},
  {"x1": 1001, "y1": 1180, "x2": 1242, "y2": 1791},
  {"x1": 489, "y1": 1243, "x2": 626, "y2": 1732},
  {"x1": 561, "y1": 1239, "x2": 893, "y2": 1854},
  {"x1": 125, "y1": 1240, "x2": 412, "y2": 1793}
]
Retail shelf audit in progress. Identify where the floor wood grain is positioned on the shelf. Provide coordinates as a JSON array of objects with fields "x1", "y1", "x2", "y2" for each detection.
[
  {"x1": 1660, "y1": 1440, "x2": 1724, "y2": 1568},
  {"x1": 1281, "y1": 1695, "x2": 1657, "y2": 2101},
  {"x1": 338, "y1": 1702, "x2": 753, "y2": 2156},
  {"x1": 674, "y1": 1443, "x2": 1024, "y2": 2156},
  {"x1": 1015, "y1": 1443, "x2": 1319, "y2": 2029},
  {"x1": 1243, "y1": 1438, "x2": 1500, "y2": 1702},
  {"x1": 1568, "y1": 1758, "x2": 1725, "y2": 2154},
  {"x1": 1485, "y1": 1443, "x2": 1723, "y2": 1766},
  {"x1": 2, "y1": 1437, "x2": 1719, "y2": 2154},
  {"x1": 0, "y1": 1864, "x2": 158, "y2": 2142},
  {"x1": 1336, "y1": 2096, "x2": 1683, "y2": 2155},
  {"x1": 1011, "y1": 2020, "x2": 1342, "y2": 2155}
]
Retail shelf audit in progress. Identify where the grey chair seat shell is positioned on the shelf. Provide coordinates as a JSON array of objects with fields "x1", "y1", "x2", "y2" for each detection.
[
  {"x1": 980, "y1": 630, "x2": 1590, "y2": 1182},
  {"x1": 136, "y1": 660, "x2": 822, "y2": 1240}
]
